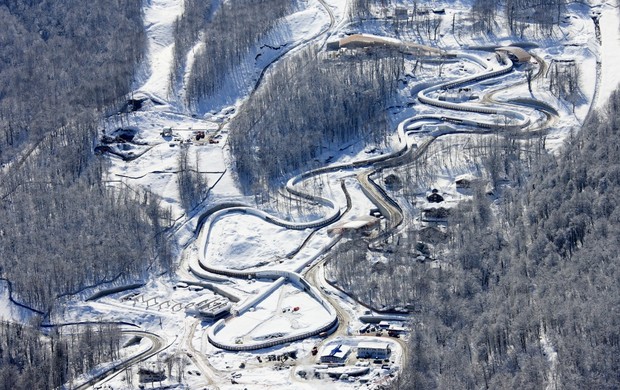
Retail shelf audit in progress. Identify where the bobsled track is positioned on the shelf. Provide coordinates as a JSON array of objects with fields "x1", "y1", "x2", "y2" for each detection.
[{"x1": 190, "y1": 48, "x2": 555, "y2": 351}]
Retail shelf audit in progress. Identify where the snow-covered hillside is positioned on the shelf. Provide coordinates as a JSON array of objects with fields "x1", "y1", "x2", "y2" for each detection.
[{"x1": 53, "y1": 0, "x2": 620, "y2": 388}]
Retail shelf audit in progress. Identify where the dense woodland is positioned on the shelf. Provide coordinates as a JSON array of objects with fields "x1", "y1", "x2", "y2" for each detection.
[
  {"x1": 0, "y1": 321, "x2": 122, "y2": 389},
  {"x1": 0, "y1": 2, "x2": 170, "y2": 387},
  {"x1": 229, "y1": 45, "x2": 404, "y2": 193},
  {"x1": 182, "y1": 0, "x2": 292, "y2": 106},
  {"x1": 0, "y1": 0, "x2": 172, "y2": 314}
]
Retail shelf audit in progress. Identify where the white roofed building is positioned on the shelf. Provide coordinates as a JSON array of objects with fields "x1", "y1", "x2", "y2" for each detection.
[
  {"x1": 357, "y1": 341, "x2": 391, "y2": 359},
  {"x1": 320, "y1": 344, "x2": 351, "y2": 364}
]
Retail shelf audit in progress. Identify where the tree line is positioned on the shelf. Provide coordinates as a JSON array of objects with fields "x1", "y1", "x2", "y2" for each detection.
[
  {"x1": 470, "y1": 0, "x2": 565, "y2": 36},
  {"x1": 177, "y1": 144, "x2": 209, "y2": 213},
  {"x1": 347, "y1": 0, "x2": 567, "y2": 40},
  {"x1": 169, "y1": 0, "x2": 214, "y2": 96}
]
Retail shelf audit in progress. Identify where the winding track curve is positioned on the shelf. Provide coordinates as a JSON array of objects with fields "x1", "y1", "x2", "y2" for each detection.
[{"x1": 192, "y1": 47, "x2": 555, "y2": 351}]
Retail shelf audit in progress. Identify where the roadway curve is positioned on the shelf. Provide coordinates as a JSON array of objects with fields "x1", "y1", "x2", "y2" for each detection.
[
  {"x1": 353, "y1": 50, "x2": 558, "y2": 241},
  {"x1": 74, "y1": 330, "x2": 168, "y2": 390},
  {"x1": 189, "y1": 43, "x2": 555, "y2": 358}
]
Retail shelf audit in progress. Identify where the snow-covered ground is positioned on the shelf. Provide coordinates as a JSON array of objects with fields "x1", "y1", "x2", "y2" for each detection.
[
  {"x1": 44, "y1": 0, "x2": 620, "y2": 388},
  {"x1": 135, "y1": 0, "x2": 185, "y2": 103},
  {"x1": 0, "y1": 281, "x2": 37, "y2": 323},
  {"x1": 206, "y1": 214, "x2": 310, "y2": 270},
  {"x1": 594, "y1": 0, "x2": 620, "y2": 107}
]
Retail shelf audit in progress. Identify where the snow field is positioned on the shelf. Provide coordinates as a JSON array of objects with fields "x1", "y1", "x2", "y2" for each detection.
[{"x1": 205, "y1": 214, "x2": 310, "y2": 270}]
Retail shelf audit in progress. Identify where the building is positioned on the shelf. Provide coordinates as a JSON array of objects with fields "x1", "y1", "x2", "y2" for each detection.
[
  {"x1": 326, "y1": 40, "x2": 340, "y2": 51},
  {"x1": 138, "y1": 366, "x2": 166, "y2": 383},
  {"x1": 421, "y1": 123, "x2": 454, "y2": 135},
  {"x1": 161, "y1": 127, "x2": 172, "y2": 137},
  {"x1": 338, "y1": 34, "x2": 395, "y2": 50},
  {"x1": 455, "y1": 174, "x2": 479, "y2": 189},
  {"x1": 422, "y1": 206, "x2": 450, "y2": 221},
  {"x1": 320, "y1": 344, "x2": 351, "y2": 364},
  {"x1": 495, "y1": 46, "x2": 532, "y2": 64},
  {"x1": 426, "y1": 189, "x2": 444, "y2": 203},
  {"x1": 357, "y1": 341, "x2": 391, "y2": 359},
  {"x1": 369, "y1": 208, "x2": 382, "y2": 218},
  {"x1": 394, "y1": 7, "x2": 408, "y2": 18},
  {"x1": 189, "y1": 296, "x2": 231, "y2": 319},
  {"x1": 327, "y1": 217, "x2": 379, "y2": 237}
]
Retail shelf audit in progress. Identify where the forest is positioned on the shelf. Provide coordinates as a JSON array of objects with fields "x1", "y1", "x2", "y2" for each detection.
[
  {"x1": 180, "y1": 0, "x2": 293, "y2": 106},
  {"x1": 0, "y1": 321, "x2": 122, "y2": 389},
  {"x1": 0, "y1": 1, "x2": 171, "y2": 387},
  {"x1": 0, "y1": 0, "x2": 172, "y2": 315},
  {"x1": 326, "y1": 91, "x2": 620, "y2": 389}
]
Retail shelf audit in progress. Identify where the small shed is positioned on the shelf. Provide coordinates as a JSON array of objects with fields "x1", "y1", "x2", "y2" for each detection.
[
  {"x1": 455, "y1": 174, "x2": 479, "y2": 189},
  {"x1": 426, "y1": 189, "x2": 444, "y2": 203}
]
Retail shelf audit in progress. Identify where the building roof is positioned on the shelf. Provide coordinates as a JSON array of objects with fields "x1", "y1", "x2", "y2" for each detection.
[
  {"x1": 322, "y1": 344, "x2": 351, "y2": 359},
  {"x1": 455, "y1": 174, "x2": 478, "y2": 183},
  {"x1": 358, "y1": 341, "x2": 390, "y2": 350},
  {"x1": 328, "y1": 216, "x2": 378, "y2": 233},
  {"x1": 496, "y1": 46, "x2": 532, "y2": 63},
  {"x1": 339, "y1": 34, "x2": 400, "y2": 48},
  {"x1": 338, "y1": 34, "x2": 444, "y2": 56}
]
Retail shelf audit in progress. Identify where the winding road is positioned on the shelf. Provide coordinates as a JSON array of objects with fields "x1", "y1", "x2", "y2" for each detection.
[
  {"x1": 188, "y1": 43, "x2": 557, "y2": 356},
  {"x1": 74, "y1": 330, "x2": 168, "y2": 390}
]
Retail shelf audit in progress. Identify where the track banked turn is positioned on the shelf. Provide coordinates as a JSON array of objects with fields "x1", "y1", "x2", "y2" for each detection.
[{"x1": 193, "y1": 47, "x2": 548, "y2": 351}]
